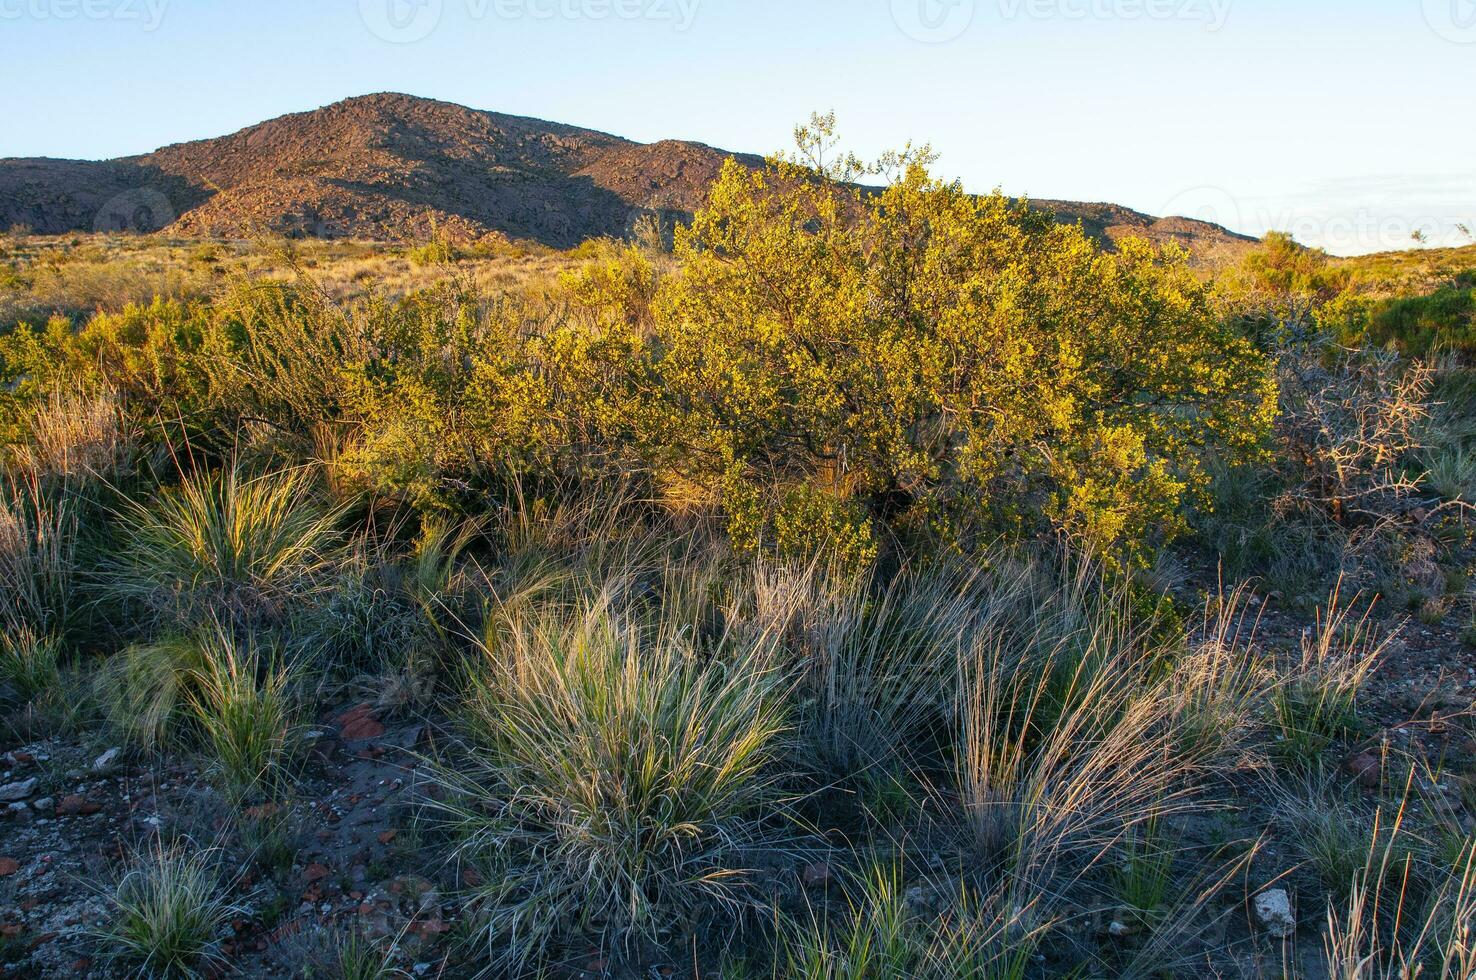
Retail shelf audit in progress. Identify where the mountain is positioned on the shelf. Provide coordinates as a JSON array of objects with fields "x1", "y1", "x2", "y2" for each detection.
[{"x1": 0, "y1": 93, "x2": 1256, "y2": 255}]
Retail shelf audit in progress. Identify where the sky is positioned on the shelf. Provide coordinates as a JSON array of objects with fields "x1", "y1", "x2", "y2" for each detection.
[{"x1": 1, "y1": 0, "x2": 1473, "y2": 255}]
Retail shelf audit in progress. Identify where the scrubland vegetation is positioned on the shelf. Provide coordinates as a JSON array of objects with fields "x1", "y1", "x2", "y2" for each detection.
[{"x1": 1, "y1": 121, "x2": 1475, "y2": 977}]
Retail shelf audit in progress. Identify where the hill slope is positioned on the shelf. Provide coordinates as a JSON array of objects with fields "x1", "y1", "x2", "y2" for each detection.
[{"x1": 0, "y1": 93, "x2": 1255, "y2": 254}]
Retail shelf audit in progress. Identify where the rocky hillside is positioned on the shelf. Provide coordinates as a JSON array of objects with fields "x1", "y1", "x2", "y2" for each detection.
[{"x1": 0, "y1": 93, "x2": 1255, "y2": 254}]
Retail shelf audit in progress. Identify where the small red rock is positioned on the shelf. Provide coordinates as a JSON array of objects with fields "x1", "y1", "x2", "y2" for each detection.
[
  {"x1": 55, "y1": 795, "x2": 101, "y2": 817},
  {"x1": 411, "y1": 917, "x2": 450, "y2": 938},
  {"x1": 1344, "y1": 752, "x2": 1382, "y2": 789},
  {"x1": 377, "y1": 830, "x2": 398, "y2": 845},
  {"x1": 304, "y1": 863, "x2": 330, "y2": 882},
  {"x1": 0, "y1": 857, "x2": 18, "y2": 876},
  {"x1": 336, "y1": 704, "x2": 386, "y2": 742}
]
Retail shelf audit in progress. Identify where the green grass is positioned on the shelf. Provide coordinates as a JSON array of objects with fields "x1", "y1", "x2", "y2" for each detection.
[
  {"x1": 112, "y1": 464, "x2": 342, "y2": 624},
  {"x1": 97, "y1": 843, "x2": 241, "y2": 978},
  {"x1": 780, "y1": 863, "x2": 1039, "y2": 980},
  {"x1": 427, "y1": 586, "x2": 792, "y2": 970},
  {"x1": 0, "y1": 626, "x2": 62, "y2": 702},
  {"x1": 1362, "y1": 282, "x2": 1476, "y2": 359},
  {"x1": 97, "y1": 625, "x2": 299, "y2": 801},
  {"x1": 1114, "y1": 815, "x2": 1176, "y2": 926},
  {"x1": 186, "y1": 624, "x2": 298, "y2": 803}
]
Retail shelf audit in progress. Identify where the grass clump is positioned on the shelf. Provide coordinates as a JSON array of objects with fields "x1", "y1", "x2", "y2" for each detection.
[
  {"x1": 97, "y1": 625, "x2": 299, "y2": 801},
  {"x1": 0, "y1": 474, "x2": 78, "y2": 637},
  {"x1": 0, "y1": 626, "x2": 63, "y2": 702},
  {"x1": 428, "y1": 586, "x2": 792, "y2": 970},
  {"x1": 97, "y1": 843, "x2": 241, "y2": 978},
  {"x1": 775, "y1": 559, "x2": 984, "y2": 784},
  {"x1": 98, "y1": 635, "x2": 210, "y2": 750},
  {"x1": 1269, "y1": 585, "x2": 1384, "y2": 769},
  {"x1": 781, "y1": 863, "x2": 1040, "y2": 979},
  {"x1": 186, "y1": 625, "x2": 298, "y2": 803},
  {"x1": 112, "y1": 464, "x2": 341, "y2": 623},
  {"x1": 953, "y1": 562, "x2": 1202, "y2": 881}
]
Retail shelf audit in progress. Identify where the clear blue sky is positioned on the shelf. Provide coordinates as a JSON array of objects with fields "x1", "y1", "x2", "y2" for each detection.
[{"x1": 2, "y1": 0, "x2": 1472, "y2": 254}]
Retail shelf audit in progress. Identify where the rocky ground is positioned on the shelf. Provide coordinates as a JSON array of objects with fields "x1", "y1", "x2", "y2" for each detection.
[
  {"x1": 2, "y1": 593, "x2": 1474, "y2": 978},
  {"x1": 0, "y1": 703, "x2": 468, "y2": 978}
]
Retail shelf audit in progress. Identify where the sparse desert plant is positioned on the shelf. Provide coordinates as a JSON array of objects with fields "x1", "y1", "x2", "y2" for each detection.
[
  {"x1": 1270, "y1": 584, "x2": 1386, "y2": 768},
  {"x1": 186, "y1": 624, "x2": 298, "y2": 802},
  {"x1": 0, "y1": 473, "x2": 78, "y2": 636},
  {"x1": 112, "y1": 464, "x2": 342, "y2": 623},
  {"x1": 97, "y1": 842, "x2": 242, "y2": 978},
  {"x1": 1322, "y1": 810, "x2": 1475, "y2": 979},
  {"x1": 1276, "y1": 341, "x2": 1431, "y2": 526},
  {"x1": 1278, "y1": 786, "x2": 1422, "y2": 901},
  {"x1": 1422, "y1": 442, "x2": 1476, "y2": 504},
  {"x1": 0, "y1": 625, "x2": 63, "y2": 702},
  {"x1": 427, "y1": 588, "x2": 792, "y2": 970},
  {"x1": 298, "y1": 925, "x2": 404, "y2": 979},
  {"x1": 97, "y1": 635, "x2": 209, "y2": 750},
  {"x1": 97, "y1": 624, "x2": 299, "y2": 798},
  {"x1": 781, "y1": 863, "x2": 1041, "y2": 979},
  {"x1": 1165, "y1": 586, "x2": 1274, "y2": 761}
]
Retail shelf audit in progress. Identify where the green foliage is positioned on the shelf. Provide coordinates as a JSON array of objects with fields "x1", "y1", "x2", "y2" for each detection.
[
  {"x1": 98, "y1": 843, "x2": 241, "y2": 978},
  {"x1": 637, "y1": 124, "x2": 1273, "y2": 569},
  {"x1": 112, "y1": 465, "x2": 341, "y2": 624},
  {"x1": 0, "y1": 626, "x2": 62, "y2": 703},
  {"x1": 781, "y1": 864, "x2": 1039, "y2": 979},
  {"x1": 186, "y1": 625, "x2": 298, "y2": 803},
  {"x1": 2, "y1": 126, "x2": 1275, "y2": 569},
  {"x1": 1361, "y1": 282, "x2": 1476, "y2": 360},
  {"x1": 1241, "y1": 232, "x2": 1350, "y2": 304},
  {"x1": 429, "y1": 590, "x2": 791, "y2": 969}
]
